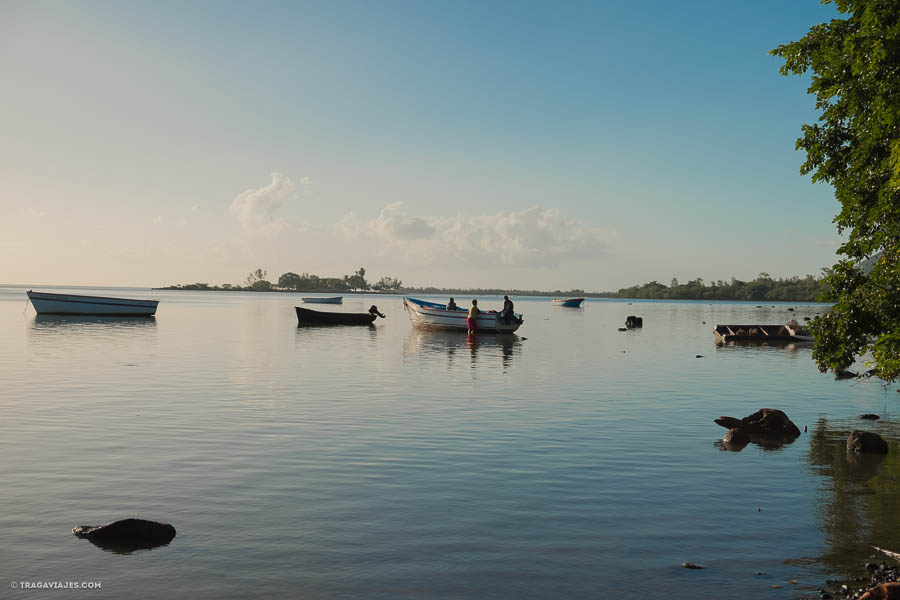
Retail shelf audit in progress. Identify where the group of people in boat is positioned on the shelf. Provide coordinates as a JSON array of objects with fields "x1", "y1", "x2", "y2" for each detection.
[{"x1": 446, "y1": 295, "x2": 515, "y2": 334}]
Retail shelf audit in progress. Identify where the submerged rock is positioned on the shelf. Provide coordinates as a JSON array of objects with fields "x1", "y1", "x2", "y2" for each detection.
[
  {"x1": 73, "y1": 518, "x2": 176, "y2": 552},
  {"x1": 847, "y1": 430, "x2": 889, "y2": 455},
  {"x1": 860, "y1": 582, "x2": 900, "y2": 600}
]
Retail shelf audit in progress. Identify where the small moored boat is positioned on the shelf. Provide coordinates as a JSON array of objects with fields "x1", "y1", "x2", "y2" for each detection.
[
  {"x1": 27, "y1": 290, "x2": 159, "y2": 316},
  {"x1": 552, "y1": 298, "x2": 585, "y2": 308},
  {"x1": 296, "y1": 305, "x2": 384, "y2": 325},
  {"x1": 301, "y1": 296, "x2": 343, "y2": 304},
  {"x1": 403, "y1": 297, "x2": 523, "y2": 333}
]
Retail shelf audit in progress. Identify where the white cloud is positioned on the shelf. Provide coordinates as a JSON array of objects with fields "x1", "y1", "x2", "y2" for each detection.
[
  {"x1": 229, "y1": 172, "x2": 296, "y2": 234},
  {"x1": 338, "y1": 203, "x2": 608, "y2": 267}
]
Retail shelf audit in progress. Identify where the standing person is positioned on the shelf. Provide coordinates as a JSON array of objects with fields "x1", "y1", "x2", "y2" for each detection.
[
  {"x1": 467, "y1": 299, "x2": 480, "y2": 334},
  {"x1": 501, "y1": 295, "x2": 514, "y2": 324},
  {"x1": 446, "y1": 297, "x2": 457, "y2": 311}
]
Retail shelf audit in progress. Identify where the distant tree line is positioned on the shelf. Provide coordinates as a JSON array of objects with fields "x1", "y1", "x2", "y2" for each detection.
[
  {"x1": 613, "y1": 273, "x2": 826, "y2": 301},
  {"x1": 160, "y1": 269, "x2": 828, "y2": 302},
  {"x1": 160, "y1": 267, "x2": 404, "y2": 293}
]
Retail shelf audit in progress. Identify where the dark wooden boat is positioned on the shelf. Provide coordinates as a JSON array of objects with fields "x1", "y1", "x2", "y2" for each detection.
[
  {"x1": 295, "y1": 305, "x2": 384, "y2": 325},
  {"x1": 714, "y1": 323, "x2": 812, "y2": 344}
]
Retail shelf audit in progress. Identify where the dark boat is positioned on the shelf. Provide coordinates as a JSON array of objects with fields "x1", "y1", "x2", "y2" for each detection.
[{"x1": 295, "y1": 305, "x2": 385, "y2": 326}]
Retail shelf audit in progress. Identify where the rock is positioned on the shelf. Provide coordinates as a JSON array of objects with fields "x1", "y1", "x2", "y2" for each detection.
[
  {"x1": 859, "y1": 582, "x2": 900, "y2": 600},
  {"x1": 617, "y1": 327, "x2": 627, "y2": 331},
  {"x1": 714, "y1": 408, "x2": 801, "y2": 440},
  {"x1": 867, "y1": 562, "x2": 880, "y2": 572},
  {"x1": 696, "y1": 354, "x2": 703, "y2": 358},
  {"x1": 836, "y1": 369, "x2": 858, "y2": 379},
  {"x1": 722, "y1": 428, "x2": 750, "y2": 450},
  {"x1": 73, "y1": 518, "x2": 176, "y2": 552},
  {"x1": 847, "y1": 430, "x2": 889, "y2": 454},
  {"x1": 859, "y1": 414, "x2": 881, "y2": 420},
  {"x1": 682, "y1": 562, "x2": 704, "y2": 569}
]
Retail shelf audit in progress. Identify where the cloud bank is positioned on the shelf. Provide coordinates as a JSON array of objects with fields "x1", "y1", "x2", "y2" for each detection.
[
  {"x1": 338, "y1": 202, "x2": 608, "y2": 267},
  {"x1": 229, "y1": 172, "x2": 299, "y2": 235}
]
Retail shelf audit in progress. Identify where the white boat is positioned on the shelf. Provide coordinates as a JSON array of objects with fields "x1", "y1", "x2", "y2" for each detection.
[
  {"x1": 301, "y1": 296, "x2": 343, "y2": 304},
  {"x1": 27, "y1": 290, "x2": 159, "y2": 316},
  {"x1": 403, "y1": 297, "x2": 523, "y2": 333}
]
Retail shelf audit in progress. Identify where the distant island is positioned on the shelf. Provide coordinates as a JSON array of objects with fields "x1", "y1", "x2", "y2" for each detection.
[{"x1": 158, "y1": 268, "x2": 827, "y2": 302}]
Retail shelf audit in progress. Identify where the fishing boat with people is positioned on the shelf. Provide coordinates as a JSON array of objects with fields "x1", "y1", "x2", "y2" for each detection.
[
  {"x1": 300, "y1": 296, "x2": 343, "y2": 304},
  {"x1": 403, "y1": 297, "x2": 523, "y2": 333},
  {"x1": 295, "y1": 305, "x2": 384, "y2": 325},
  {"x1": 552, "y1": 298, "x2": 585, "y2": 308},
  {"x1": 26, "y1": 290, "x2": 160, "y2": 316}
]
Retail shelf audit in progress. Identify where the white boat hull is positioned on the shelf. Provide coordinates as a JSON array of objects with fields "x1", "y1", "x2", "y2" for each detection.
[
  {"x1": 403, "y1": 298, "x2": 522, "y2": 333},
  {"x1": 301, "y1": 296, "x2": 343, "y2": 304},
  {"x1": 27, "y1": 290, "x2": 159, "y2": 316}
]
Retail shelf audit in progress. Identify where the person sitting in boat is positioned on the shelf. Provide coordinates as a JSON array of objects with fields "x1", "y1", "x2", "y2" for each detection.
[
  {"x1": 368, "y1": 305, "x2": 385, "y2": 318},
  {"x1": 446, "y1": 298, "x2": 457, "y2": 311},
  {"x1": 500, "y1": 295, "x2": 514, "y2": 324},
  {"x1": 467, "y1": 299, "x2": 480, "y2": 334}
]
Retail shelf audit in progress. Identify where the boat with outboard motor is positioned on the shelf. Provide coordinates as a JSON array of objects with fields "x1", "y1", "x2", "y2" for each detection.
[
  {"x1": 403, "y1": 297, "x2": 523, "y2": 333},
  {"x1": 296, "y1": 305, "x2": 384, "y2": 325},
  {"x1": 552, "y1": 298, "x2": 585, "y2": 308}
]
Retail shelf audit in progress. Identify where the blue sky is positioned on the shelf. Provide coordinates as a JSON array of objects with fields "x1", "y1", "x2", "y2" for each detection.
[{"x1": 1, "y1": 0, "x2": 841, "y2": 289}]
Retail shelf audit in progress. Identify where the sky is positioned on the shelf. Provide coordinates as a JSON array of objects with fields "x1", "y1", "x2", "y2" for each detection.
[{"x1": 1, "y1": 0, "x2": 843, "y2": 291}]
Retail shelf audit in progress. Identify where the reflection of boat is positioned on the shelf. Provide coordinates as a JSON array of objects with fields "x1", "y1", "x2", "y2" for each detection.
[
  {"x1": 404, "y1": 327, "x2": 520, "y2": 368},
  {"x1": 27, "y1": 290, "x2": 159, "y2": 316},
  {"x1": 552, "y1": 298, "x2": 584, "y2": 308},
  {"x1": 31, "y1": 315, "x2": 158, "y2": 330},
  {"x1": 295, "y1": 305, "x2": 383, "y2": 325},
  {"x1": 714, "y1": 323, "x2": 812, "y2": 344},
  {"x1": 301, "y1": 296, "x2": 343, "y2": 304},
  {"x1": 403, "y1": 297, "x2": 523, "y2": 333}
]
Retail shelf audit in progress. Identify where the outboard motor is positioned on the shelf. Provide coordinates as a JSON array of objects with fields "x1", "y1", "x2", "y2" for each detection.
[{"x1": 369, "y1": 305, "x2": 386, "y2": 318}]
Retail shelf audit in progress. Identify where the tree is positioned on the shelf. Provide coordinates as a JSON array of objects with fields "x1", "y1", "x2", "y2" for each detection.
[
  {"x1": 372, "y1": 276, "x2": 403, "y2": 291},
  {"x1": 772, "y1": 1, "x2": 900, "y2": 380},
  {"x1": 278, "y1": 272, "x2": 303, "y2": 290},
  {"x1": 245, "y1": 268, "x2": 272, "y2": 291},
  {"x1": 344, "y1": 267, "x2": 369, "y2": 291}
]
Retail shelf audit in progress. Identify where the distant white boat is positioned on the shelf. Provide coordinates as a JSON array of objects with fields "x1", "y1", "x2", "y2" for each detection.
[
  {"x1": 403, "y1": 297, "x2": 523, "y2": 333},
  {"x1": 27, "y1": 290, "x2": 159, "y2": 316},
  {"x1": 301, "y1": 296, "x2": 343, "y2": 304}
]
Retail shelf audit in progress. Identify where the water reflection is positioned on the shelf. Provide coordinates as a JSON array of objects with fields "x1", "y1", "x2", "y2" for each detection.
[
  {"x1": 805, "y1": 417, "x2": 900, "y2": 576},
  {"x1": 403, "y1": 328, "x2": 521, "y2": 370},
  {"x1": 29, "y1": 315, "x2": 157, "y2": 336}
]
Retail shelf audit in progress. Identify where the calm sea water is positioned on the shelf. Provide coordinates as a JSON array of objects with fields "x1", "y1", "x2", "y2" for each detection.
[{"x1": 1, "y1": 285, "x2": 898, "y2": 599}]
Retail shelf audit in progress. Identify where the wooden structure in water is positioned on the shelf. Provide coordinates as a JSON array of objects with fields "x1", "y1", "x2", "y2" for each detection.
[{"x1": 713, "y1": 324, "x2": 812, "y2": 344}]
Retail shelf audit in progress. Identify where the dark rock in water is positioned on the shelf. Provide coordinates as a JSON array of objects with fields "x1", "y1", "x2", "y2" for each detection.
[
  {"x1": 714, "y1": 408, "x2": 801, "y2": 440},
  {"x1": 859, "y1": 582, "x2": 900, "y2": 599},
  {"x1": 835, "y1": 369, "x2": 858, "y2": 379},
  {"x1": 804, "y1": 316, "x2": 811, "y2": 321},
  {"x1": 695, "y1": 354, "x2": 703, "y2": 358},
  {"x1": 625, "y1": 315, "x2": 643, "y2": 328},
  {"x1": 682, "y1": 562, "x2": 704, "y2": 569},
  {"x1": 847, "y1": 430, "x2": 889, "y2": 455},
  {"x1": 701, "y1": 321, "x2": 706, "y2": 324},
  {"x1": 73, "y1": 518, "x2": 176, "y2": 552},
  {"x1": 722, "y1": 428, "x2": 750, "y2": 450},
  {"x1": 788, "y1": 307, "x2": 795, "y2": 312},
  {"x1": 859, "y1": 414, "x2": 881, "y2": 420},
  {"x1": 617, "y1": 327, "x2": 627, "y2": 331}
]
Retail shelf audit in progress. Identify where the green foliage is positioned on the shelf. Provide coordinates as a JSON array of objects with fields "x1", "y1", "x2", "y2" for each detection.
[
  {"x1": 615, "y1": 274, "x2": 825, "y2": 301},
  {"x1": 772, "y1": 0, "x2": 900, "y2": 380},
  {"x1": 344, "y1": 267, "x2": 369, "y2": 291},
  {"x1": 372, "y1": 276, "x2": 403, "y2": 291}
]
